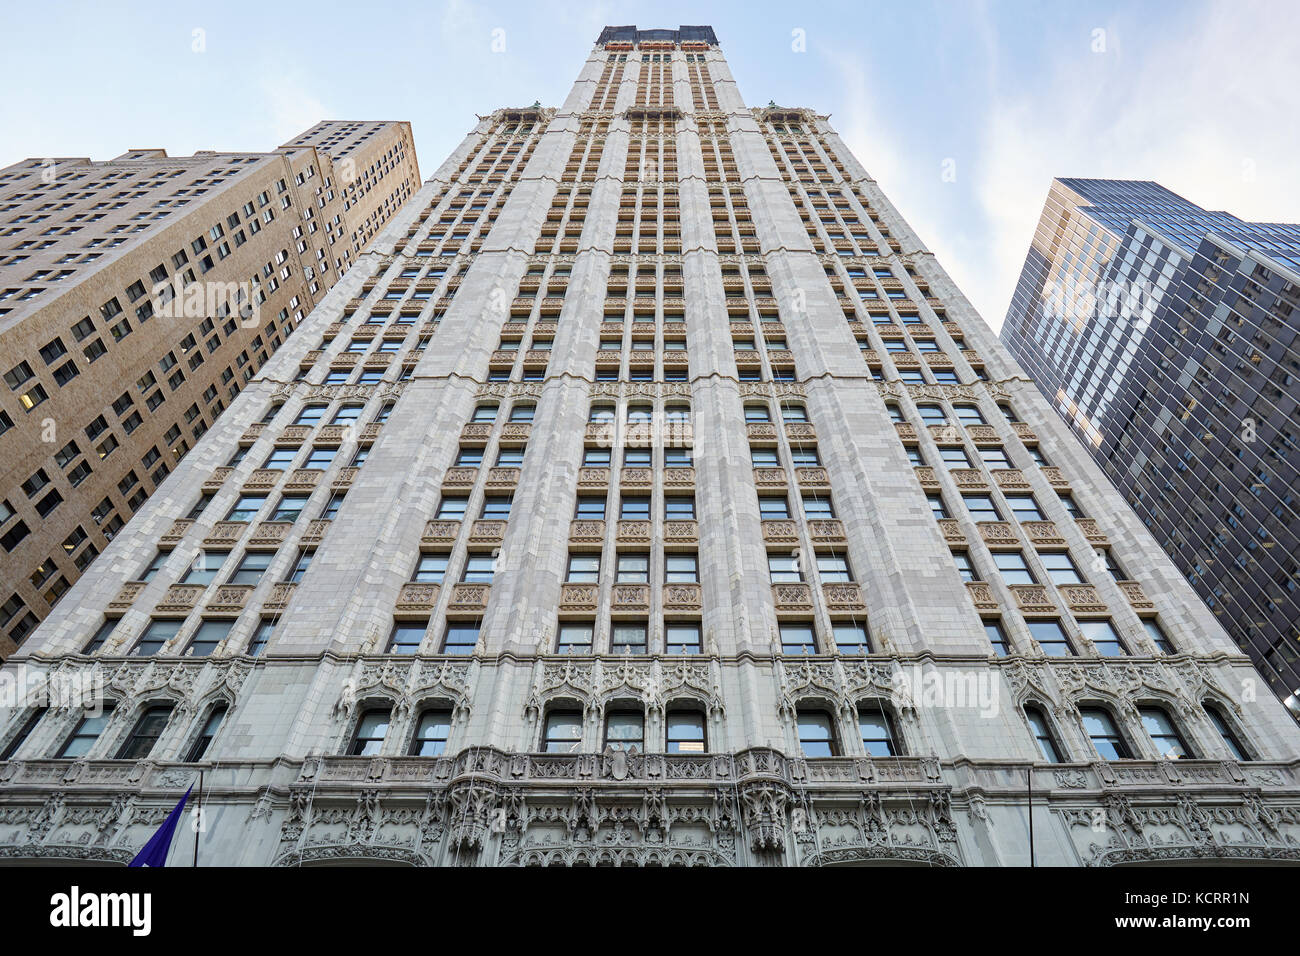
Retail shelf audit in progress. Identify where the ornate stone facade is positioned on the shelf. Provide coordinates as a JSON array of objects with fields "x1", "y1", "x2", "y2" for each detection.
[{"x1": 1, "y1": 25, "x2": 1298, "y2": 866}]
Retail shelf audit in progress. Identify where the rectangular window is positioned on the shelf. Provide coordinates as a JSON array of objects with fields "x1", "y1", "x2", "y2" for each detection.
[
  {"x1": 557, "y1": 623, "x2": 593, "y2": 654},
  {"x1": 566, "y1": 554, "x2": 599, "y2": 583},
  {"x1": 665, "y1": 623, "x2": 702, "y2": 654},
  {"x1": 620, "y1": 497, "x2": 650, "y2": 520},
  {"x1": 611, "y1": 622, "x2": 647, "y2": 654},
  {"x1": 779, "y1": 623, "x2": 817, "y2": 655},
  {"x1": 442, "y1": 623, "x2": 479, "y2": 654},
  {"x1": 56, "y1": 706, "x2": 115, "y2": 758},
  {"x1": 271, "y1": 495, "x2": 309, "y2": 522},
  {"x1": 436, "y1": 497, "x2": 468, "y2": 519},
  {"x1": 664, "y1": 496, "x2": 695, "y2": 520},
  {"x1": 413, "y1": 554, "x2": 449, "y2": 583},
  {"x1": 134, "y1": 619, "x2": 181, "y2": 656},
  {"x1": 665, "y1": 555, "x2": 698, "y2": 583},
  {"x1": 227, "y1": 552, "x2": 272, "y2": 585},
  {"x1": 1040, "y1": 552, "x2": 1083, "y2": 584},
  {"x1": 226, "y1": 496, "x2": 265, "y2": 521},
  {"x1": 993, "y1": 551, "x2": 1035, "y2": 585},
  {"x1": 480, "y1": 496, "x2": 512, "y2": 519},
  {"x1": 388, "y1": 621, "x2": 427, "y2": 654},
  {"x1": 187, "y1": 620, "x2": 232, "y2": 657}
]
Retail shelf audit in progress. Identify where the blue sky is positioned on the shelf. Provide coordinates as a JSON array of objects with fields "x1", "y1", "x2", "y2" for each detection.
[{"x1": 2, "y1": 0, "x2": 1297, "y2": 329}]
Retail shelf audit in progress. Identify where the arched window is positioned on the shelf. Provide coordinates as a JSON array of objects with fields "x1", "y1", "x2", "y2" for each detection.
[
  {"x1": 743, "y1": 404, "x2": 771, "y2": 422},
  {"x1": 348, "y1": 707, "x2": 391, "y2": 756},
  {"x1": 952, "y1": 404, "x2": 985, "y2": 425},
  {"x1": 115, "y1": 704, "x2": 174, "y2": 760},
  {"x1": 916, "y1": 404, "x2": 946, "y2": 424},
  {"x1": 471, "y1": 404, "x2": 498, "y2": 422},
  {"x1": 780, "y1": 404, "x2": 808, "y2": 422},
  {"x1": 1024, "y1": 705, "x2": 1064, "y2": 763},
  {"x1": 55, "y1": 704, "x2": 115, "y2": 759},
  {"x1": 626, "y1": 403, "x2": 653, "y2": 423},
  {"x1": 797, "y1": 709, "x2": 838, "y2": 757},
  {"x1": 293, "y1": 404, "x2": 327, "y2": 425},
  {"x1": 1079, "y1": 706, "x2": 1132, "y2": 760},
  {"x1": 184, "y1": 703, "x2": 228, "y2": 762},
  {"x1": 665, "y1": 708, "x2": 706, "y2": 753},
  {"x1": 589, "y1": 404, "x2": 616, "y2": 423},
  {"x1": 1139, "y1": 706, "x2": 1194, "y2": 759},
  {"x1": 508, "y1": 404, "x2": 535, "y2": 422},
  {"x1": 857, "y1": 703, "x2": 900, "y2": 756},
  {"x1": 664, "y1": 404, "x2": 690, "y2": 422},
  {"x1": 1203, "y1": 703, "x2": 1250, "y2": 761},
  {"x1": 409, "y1": 708, "x2": 452, "y2": 756},
  {"x1": 604, "y1": 709, "x2": 644, "y2": 751},
  {"x1": 542, "y1": 710, "x2": 583, "y2": 753},
  {"x1": 0, "y1": 708, "x2": 47, "y2": 761}
]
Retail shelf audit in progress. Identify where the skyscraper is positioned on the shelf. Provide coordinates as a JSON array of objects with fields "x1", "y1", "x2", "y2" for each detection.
[
  {"x1": 1002, "y1": 179, "x2": 1300, "y2": 714},
  {"x1": 0, "y1": 122, "x2": 420, "y2": 656},
  {"x1": 1, "y1": 28, "x2": 1298, "y2": 868}
]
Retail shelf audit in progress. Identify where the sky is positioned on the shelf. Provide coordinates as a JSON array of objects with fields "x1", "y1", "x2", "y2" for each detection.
[{"x1": 2, "y1": 0, "x2": 1298, "y2": 330}]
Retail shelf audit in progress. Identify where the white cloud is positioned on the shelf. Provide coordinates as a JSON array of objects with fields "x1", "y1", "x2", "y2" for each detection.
[
  {"x1": 971, "y1": 0, "x2": 1300, "y2": 331},
  {"x1": 261, "y1": 73, "x2": 334, "y2": 145}
]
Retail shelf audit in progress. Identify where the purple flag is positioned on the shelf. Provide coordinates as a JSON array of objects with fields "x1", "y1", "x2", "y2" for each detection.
[{"x1": 128, "y1": 785, "x2": 193, "y2": 867}]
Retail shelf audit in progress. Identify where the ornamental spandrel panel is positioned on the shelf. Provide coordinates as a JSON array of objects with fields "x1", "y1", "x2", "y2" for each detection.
[
  {"x1": 991, "y1": 469, "x2": 1030, "y2": 491},
  {"x1": 261, "y1": 582, "x2": 296, "y2": 612},
  {"x1": 620, "y1": 467, "x2": 653, "y2": 489},
  {"x1": 937, "y1": 519, "x2": 965, "y2": 544},
  {"x1": 616, "y1": 520, "x2": 652, "y2": 544},
  {"x1": 109, "y1": 582, "x2": 146, "y2": 611},
  {"x1": 1023, "y1": 521, "x2": 1065, "y2": 546},
  {"x1": 966, "y1": 581, "x2": 999, "y2": 611},
  {"x1": 160, "y1": 519, "x2": 193, "y2": 545},
  {"x1": 447, "y1": 584, "x2": 490, "y2": 612},
  {"x1": 1117, "y1": 580, "x2": 1155, "y2": 610},
  {"x1": 202, "y1": 467, "x2": 233, "y2": 493},
  {"x1": 762, "y1": 520, "x2": 799, "y2": 544},
  {"x1": 249, "y1": 521, "x2": 293, "y2": 547},
  {"x1": 663, "y1": 520, "x2": 698, "y2": 546},
  {"x1": 663, "y1": 468, "x2": 695, "y2": 489},
  {"x1": 611, "y1": 584, "x2": 651, "y2": 613},
  {"x1": 203, "y1": 522, "x2": 247, "y2": 547},
  {"x1": 569, "y1": 520, "x2": 606, "y2": 546},
  {"x1": 949, "y1": 469, "x2": 988, "y2": 490},
  {"x1": 1075, "y1": 519, "x2": 1110, "y2": 546},
  {"x1": 157, "y1": 584, "x2": 206, "y2": 614},
  {"x1": 206, "y1": 585, "x2": 254, "y2": 615},
  {"x1": 1040, "y1": 467, "x2": 1070, "y2": 489},
  {"x1": 1009, "y1": 584, "x2": 1055, "y2": 614},
  {"x1": 559, "y1": 583, "x2": 598, "y2": 612},
  {"x1": 423, "y1": 520, "x2": 461, "y2": 546},
  {"x1": 663, "y1": 583, "x2": 702, "y2": 612},
  {"x1": 242, "y1": 469, "x2": 282, "y2": 492},
  {"x1": 277, "y1": 426, "x2": 313, "y2": 444},
  {"x1": 395, "y1": 582, "x2": 441, "y2": 613},
  {"x1": 823, "y1": 583, "x2": 866, "y2": 612},
  {"x1": 977, "y1": 522, "x2": 1019, "y2": 547},
  {"x1": 773, "y1": 583, "x2": 814, "y2": 613},
  {"x1": 331, "y1": 467, "x2": 359, "y2": 490},
  {"x1": 441, "y1": 467, "x2": 478, "y2": 489},
  {"x1": 286, "y1": 469, "x2": 323, "y2": 492},
  {"x1": 914, "y1": 467, "x2": 940, "y2": 490},
  {"x1": 1059, "y1": 585, "x2": 1107, "y2": 614},
  {"x1": 469, "y1": 521, "x2": 507, "y2": 545}
]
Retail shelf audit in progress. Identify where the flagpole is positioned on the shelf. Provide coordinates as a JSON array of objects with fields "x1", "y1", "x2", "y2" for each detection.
[{"x1": 194, "y1": 769, "x2": 203, "y2": 867}]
